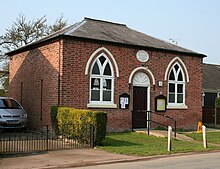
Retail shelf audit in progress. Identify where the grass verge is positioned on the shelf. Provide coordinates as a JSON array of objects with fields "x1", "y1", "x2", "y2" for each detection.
[
  {"x1": 97, "y1": 132, "x2": 220, "y2": 156},
  {"x1": 185, "y1": 132, "x2": 220, "y2": 144}
]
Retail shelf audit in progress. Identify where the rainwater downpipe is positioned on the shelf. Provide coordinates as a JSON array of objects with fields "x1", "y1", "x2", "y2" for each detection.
[{"x1": 58, "y1": 38, "x2": 61, "y2": 106}]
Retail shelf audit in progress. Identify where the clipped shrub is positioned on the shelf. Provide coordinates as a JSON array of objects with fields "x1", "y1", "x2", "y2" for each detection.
[
  {"x1": 215, "y1": 97, "x2": 220, "y2": 108},
  {"x1": 50, "y1": 106, "x2": 60, "y2": 135},
  {"x1": 50, "y1": 106, "x2": 107, "y2": 145},
  {"x1": 93, "y1": 111, "x2": 108, "y2": 144}
]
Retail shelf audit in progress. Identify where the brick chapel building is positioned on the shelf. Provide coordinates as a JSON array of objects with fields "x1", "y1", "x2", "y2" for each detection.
[{"x1": 7, "y1": 18, "x2": 206, "y2": 131}]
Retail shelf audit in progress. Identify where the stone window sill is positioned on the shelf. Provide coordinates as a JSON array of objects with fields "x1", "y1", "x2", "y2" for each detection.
[
  {"x1": 167, "y1": 105, "x2": 188, "y2": 110},
  {"x1": 87, "y1": 103, "x2": 117, "y2": 109}
]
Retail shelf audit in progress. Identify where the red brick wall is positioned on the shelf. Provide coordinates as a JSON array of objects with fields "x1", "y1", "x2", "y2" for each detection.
[
  {"x1": 9, "y1": 40, "x2": 61, "y2": 127},
  {"x1": 61, "y1": 38, "x2": 203, "y2": 131},
  {"x1": 9, "y1": 37, "x2": 203, "y2": 131}
]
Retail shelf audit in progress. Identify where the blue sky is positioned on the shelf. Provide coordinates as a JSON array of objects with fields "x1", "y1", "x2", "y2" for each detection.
[{"x1": 1, "y1": 0, "x2": 219, "y2": 64}]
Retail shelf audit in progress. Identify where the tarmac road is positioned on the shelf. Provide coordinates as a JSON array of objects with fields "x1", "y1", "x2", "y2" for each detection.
[{"x1": 74, "y1": 151, "x2": 220, "y2": 169}]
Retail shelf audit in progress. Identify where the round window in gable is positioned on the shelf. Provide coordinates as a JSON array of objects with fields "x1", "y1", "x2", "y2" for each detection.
[{"x1": 136, "y1": 50, "x2": 149, "y2": 63}]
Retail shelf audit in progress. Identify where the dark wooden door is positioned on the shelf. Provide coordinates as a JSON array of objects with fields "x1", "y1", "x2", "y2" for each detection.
[{"x1": 132, "y1": 87, "x2": 147, "y2": 128}]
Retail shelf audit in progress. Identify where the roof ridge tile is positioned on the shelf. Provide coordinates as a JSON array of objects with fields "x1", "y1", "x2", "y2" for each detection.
[{"x1": 84, "y1": 17, "x2": 126, "y2": 26}]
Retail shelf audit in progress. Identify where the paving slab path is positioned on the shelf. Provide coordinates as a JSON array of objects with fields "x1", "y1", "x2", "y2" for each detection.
[
  {"x1": 0, "y1": 149, "x2": 140, "y2": 169},
  {"x1": 137, "y1": 129, "x2": 220, "y2": 147}
]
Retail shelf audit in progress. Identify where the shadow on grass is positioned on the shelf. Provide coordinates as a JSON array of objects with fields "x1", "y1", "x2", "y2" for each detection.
[{"x1": 101, "y1": 137, "x2": 141, "y2": 147}]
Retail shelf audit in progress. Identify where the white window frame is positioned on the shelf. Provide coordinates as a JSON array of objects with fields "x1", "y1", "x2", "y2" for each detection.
[
  {"x1": 167, "y1": 62, "x2": 187, "y2": 109},
  {"x1": 87, "y1": 53, "x2": 116, "y2": 108}
]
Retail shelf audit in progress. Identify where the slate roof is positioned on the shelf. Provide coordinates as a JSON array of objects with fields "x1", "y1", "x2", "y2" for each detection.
[
  {"x1": 203, "y1": 63, "x2": 220, "y2": 92},
  {"x1": 7, "y1": 17, "x2": 206, "y2": 57}
]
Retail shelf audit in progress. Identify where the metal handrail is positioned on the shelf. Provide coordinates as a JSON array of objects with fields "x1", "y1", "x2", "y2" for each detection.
[{"x1": 146, "y1": 111, "x2": 177, "y2": 138}]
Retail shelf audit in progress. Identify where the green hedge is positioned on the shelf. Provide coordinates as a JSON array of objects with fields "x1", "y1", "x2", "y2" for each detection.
[
  {"x1": 50, "y1": 106, "x2": 107, "y2": 145},
  {"x1": 215, "y1": 97, "x2": 220, "y2": 108},
  {"x1": 50, "y1": 106, "x2": 60, "y2": 135}
]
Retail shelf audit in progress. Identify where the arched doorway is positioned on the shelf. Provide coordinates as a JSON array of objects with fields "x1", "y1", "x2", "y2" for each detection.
[{"x1": 132, "y1": 72, "x2": 150, "y2": 129}]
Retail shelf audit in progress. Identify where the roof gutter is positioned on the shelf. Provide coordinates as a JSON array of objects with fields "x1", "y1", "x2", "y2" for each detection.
[
  {"x1": 6, "y1": 35, "x2": 62, "y2": 56},
  {"x1": 6, "y1": 34, "x2": 207, "y2": 58},
  {"x1": 63, "y1": 35, "x2": 207, "y2": 58}
]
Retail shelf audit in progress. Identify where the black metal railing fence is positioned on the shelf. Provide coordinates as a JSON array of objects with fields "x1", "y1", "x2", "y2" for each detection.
[
  {"x1": 146, "y1": 111, "x2": 177, "y2": 138},
  {"x1": 0, "y1": 124, "x2": 94, "y2": 154}
]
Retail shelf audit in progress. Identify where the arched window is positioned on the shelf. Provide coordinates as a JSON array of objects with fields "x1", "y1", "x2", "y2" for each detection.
[
  {"x1": 90, "y1": 53, "x2": 114, "y2": 105},
  {"x1": 168, "y1": 63, "x2": 186, "y2": 106}
]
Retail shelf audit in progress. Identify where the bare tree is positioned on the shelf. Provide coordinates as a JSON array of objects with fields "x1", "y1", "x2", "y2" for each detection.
[
  {"x1": 47, "y1": 14, "x2": 68, "y2": 34},
  {"x1": 0, "y1": 14, "x2": 67, "y2": 54},
  {"x1": 0, "y1": 14, "x2": 68, "y2": 95}
]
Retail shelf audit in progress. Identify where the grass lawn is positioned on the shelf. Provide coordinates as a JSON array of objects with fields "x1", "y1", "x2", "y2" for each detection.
[
  {"x1": 97, "y1": 132, "x2": 219, "y2": 156},
  {"x1": 185, "y1": 132, "x2": 220, "y2": 144}
]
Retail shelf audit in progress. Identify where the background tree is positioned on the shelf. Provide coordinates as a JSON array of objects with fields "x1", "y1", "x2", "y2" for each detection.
[
  {"x1": 0, "y1": 14, "x2": 68, "y2": 96},
  {"x1": 47, "y1": 15, "x2": 68, "y2": 34}
]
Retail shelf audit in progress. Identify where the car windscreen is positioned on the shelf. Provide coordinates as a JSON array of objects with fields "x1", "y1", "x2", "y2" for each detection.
[{"x1": 0, "y1": 99, "x2": 22, "y2": 109}]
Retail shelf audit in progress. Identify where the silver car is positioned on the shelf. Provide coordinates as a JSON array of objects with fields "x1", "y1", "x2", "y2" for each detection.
[{"x1": 0, "y1": 97, "x2": 27, "y2": 128}]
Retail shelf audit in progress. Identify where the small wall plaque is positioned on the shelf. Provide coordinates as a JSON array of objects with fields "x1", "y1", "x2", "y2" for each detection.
[{"x1": 158, "y1": 81, "x2": 163, "y2": 87}]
